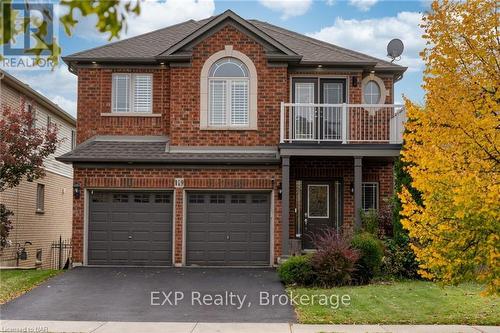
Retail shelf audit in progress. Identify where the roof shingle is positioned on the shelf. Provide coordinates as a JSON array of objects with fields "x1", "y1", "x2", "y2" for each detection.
[
  {"x1": 63, "y1": 11, "x2": 405, "y2": 71},
  {"x1": 57, "y1": 137, "x2": 280, "y2": 164}
]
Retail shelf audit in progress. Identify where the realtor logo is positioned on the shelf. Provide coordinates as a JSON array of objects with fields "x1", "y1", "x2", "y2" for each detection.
[{"x1": 1, "y1": 2, "x2": 58, "y2": 70}]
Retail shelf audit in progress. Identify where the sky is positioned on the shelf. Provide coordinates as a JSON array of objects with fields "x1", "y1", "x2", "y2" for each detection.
[{"x1": 4, "y1": 0, "x2": 429, "y2": 117}]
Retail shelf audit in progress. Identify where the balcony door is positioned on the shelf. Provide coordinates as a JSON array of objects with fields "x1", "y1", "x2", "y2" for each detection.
[{"x1": 292, "y1": 78, "x2": 347, "y2": 141}]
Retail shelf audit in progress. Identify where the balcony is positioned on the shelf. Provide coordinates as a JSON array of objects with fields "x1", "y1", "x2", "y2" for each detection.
[{"x1": 280, "y1": 103, "x2": 406, "y2": 145}]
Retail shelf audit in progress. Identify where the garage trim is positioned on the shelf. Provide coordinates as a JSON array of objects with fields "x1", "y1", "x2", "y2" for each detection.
[
  {"x1": 83, "y1": 188, "x2": 176, "y2": 267},
  {"x1": 181, "y1": 188, "x2": 275, "y2": 267}
]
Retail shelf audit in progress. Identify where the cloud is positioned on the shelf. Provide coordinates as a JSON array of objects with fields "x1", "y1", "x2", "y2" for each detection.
[
  {"x1": 307, "y1": 11, "x2": 425, "y2": 72},
  {"x1": 124, "y1": 0, "x2": 215, "y2": 37},
  {"x1": 65, "y1": 0, "x2": 215, "y2": 41},
  {"x1": 8, "y1": 66, "x2": 78, "y2": 116},
  {"x1": 348, "y1": 0, "x2": 378, "y2": 12},
  {"x1": 259, "y1": 0, "x2": 313, "y2": 19},
  {"x1": 51, "y1": 95, "x2": 77, "y2": 117}
]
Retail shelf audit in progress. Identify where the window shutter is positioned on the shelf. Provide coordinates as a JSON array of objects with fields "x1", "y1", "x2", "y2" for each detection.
[
  {"x1": 113, "y1": 74, "x2": 130, "y2": 112},
  {"x1": 209, "y1": 80, "x2": 226, "y2": 125},
  {"x1": 230, "y1": 80, "x2": 249, "y2": 125},
  {"x1": 133, "y1": 75, "x2": 152, "y2": 112}
]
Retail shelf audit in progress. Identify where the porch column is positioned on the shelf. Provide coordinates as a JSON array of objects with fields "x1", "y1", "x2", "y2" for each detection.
[
  {"x1": 354, "y1": 156, "x2": 363, "y2": 230},
  {"x1": 281, "y1": 156, "x2": 290, "y2": 257}
]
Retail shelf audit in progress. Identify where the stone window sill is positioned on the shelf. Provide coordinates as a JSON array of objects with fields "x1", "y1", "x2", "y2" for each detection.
[
  {"x1": 200, "y1": 126, "x2": 258, "y2": 131},
  {"x1": 101, "y1": 113, "x2": 162, "y2": 117}
]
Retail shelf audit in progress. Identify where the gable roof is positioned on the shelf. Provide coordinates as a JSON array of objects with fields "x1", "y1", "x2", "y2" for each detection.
[
  {"x1": 250, "y1": 20, "x2": 401, "y2": 70},
  {"x1": 0, "y1": 69, "x2": 76, "y2": 126},
  {"x1": 158, "y1": 10, "x2": 298, "y2": 59},
  {"x1": 63, "y1": 10, "x2": 405, "y2": 72}
]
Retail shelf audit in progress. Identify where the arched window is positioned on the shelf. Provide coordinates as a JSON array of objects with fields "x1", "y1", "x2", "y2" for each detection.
[
  {"x1": 200, "y1": 46, "x2": 257, "y2": 130},
  {"x1": 209, "y1": 58, "x2": 249, "y2": 126}
]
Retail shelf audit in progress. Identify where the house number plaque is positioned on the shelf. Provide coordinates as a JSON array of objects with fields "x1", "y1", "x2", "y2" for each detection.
[{"x1": 174, "y1": 178, "x2": 185, "y2": 188}]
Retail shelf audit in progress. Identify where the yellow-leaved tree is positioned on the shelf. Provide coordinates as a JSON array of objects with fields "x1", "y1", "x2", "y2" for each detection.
[{"x1": 401, "y1": 0, "x2": 499, "y2": 294}]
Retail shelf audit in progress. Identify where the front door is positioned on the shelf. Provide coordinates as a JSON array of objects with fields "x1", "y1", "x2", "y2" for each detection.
[
  {"x1": 302, "y1": 181, "x2": 334, "y2": 249},
  {"x1": 301, "y1": 180, "x2": 343, "y2": 249}
]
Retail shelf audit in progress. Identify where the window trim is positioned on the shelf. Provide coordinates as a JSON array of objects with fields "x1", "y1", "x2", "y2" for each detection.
[
  {"x1": 111, "y1": 73, "x2": 153, "y2": 114},
  {"x1": 71, "y1": 129, "x2": 77, "y2": 150},
  {"x1": 36, "y1": 183, "x2": 45, "y2": 213},
  {"x1": 361, "y1": 182, "x2": 379, "y2": 211},
  {"x1": 200, "y1": 45, "x2": 258, "y2": 130}
]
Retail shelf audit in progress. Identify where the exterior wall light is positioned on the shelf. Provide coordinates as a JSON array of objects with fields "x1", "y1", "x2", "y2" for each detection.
[
  {"x1": 73, "y1": 182, "x2": 81, "y2": 199},
  {"x1": 352, "y1": 76, "x2": 358, "y2": 87}
]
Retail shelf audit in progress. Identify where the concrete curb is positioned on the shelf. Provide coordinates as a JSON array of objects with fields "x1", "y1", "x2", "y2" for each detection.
[{"x1": 0, "y1": 320, "x2": 498, "y2": 333}]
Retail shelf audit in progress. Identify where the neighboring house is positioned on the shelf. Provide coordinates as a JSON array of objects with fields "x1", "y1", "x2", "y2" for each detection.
[
  {"x1": 59, "y1": 10, "x2": 406, "y2": 267},
  {"x1": 0, "y1": 70, "x2": 76, "y2": 269}
]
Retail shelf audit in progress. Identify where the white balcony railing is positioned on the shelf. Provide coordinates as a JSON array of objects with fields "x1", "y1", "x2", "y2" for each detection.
[{"x1": 280, "y1": 103, "x2": 406, "y2": 144}]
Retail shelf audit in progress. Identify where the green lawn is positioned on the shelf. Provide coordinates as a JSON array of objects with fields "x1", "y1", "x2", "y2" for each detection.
[
  {"x1": 289, "y1": 280, "x2": 500, "y2": 325},
  {"x1": 0, "y1": 269, "x2": 61, "y2": 304}
]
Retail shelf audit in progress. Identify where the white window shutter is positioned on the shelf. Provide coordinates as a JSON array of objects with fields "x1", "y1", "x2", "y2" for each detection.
[
  {"x1": 133, "y1": 75, "x2": 152, "y2": 112},
  {"x1": 230, "y1": 80, "x2": 249, "y2": 125},
  {"x1": 209, "y1": 80, "x2": 226, "y2": 125},
  {"x1": 113, "y1": 74, "x2": 130, "y2": 112}
]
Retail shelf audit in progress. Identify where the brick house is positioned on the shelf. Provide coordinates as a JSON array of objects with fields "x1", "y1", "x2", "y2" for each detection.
[
  {"x1": 59, "y1": 10, "x2": 406, "y2": 267},
  {"x1": 0, "y1": 69, "x2": 76, "y2": 268}
]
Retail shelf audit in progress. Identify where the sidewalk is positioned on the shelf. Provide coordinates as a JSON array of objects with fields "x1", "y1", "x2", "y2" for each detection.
[{"x1": 0, "y1": 320, "x2": 498, "y2": 333}]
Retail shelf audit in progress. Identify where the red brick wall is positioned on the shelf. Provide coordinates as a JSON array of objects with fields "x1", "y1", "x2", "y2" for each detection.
[
  {"x1": 71, "y1": 23, "x2": 398, "y2": 264},
  {"x1": 72, "y1": 167, "x2": 282, "y2": 264},
  {"x1": 75, "y1": 27, "x2": 395, "y2": 146},
  {"x1": 289, "y1": 157, "x2": 394, "y2": 236},
  {"x1": 76, "y1": 67, "x2": 169, "y2": 143},
  {"x1": 169, "y1": 25, "x2": 287, "y2": 146}
]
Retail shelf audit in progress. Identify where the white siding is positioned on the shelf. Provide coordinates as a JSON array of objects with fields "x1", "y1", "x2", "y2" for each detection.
[
  {"x1": 0, "y1": 78, "x2": 75, "y2": 179},
  {"x1": 34, "y1": 106, "x2": 74, "y2": 178}
]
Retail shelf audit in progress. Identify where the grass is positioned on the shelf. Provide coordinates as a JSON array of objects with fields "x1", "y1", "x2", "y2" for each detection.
[
  {"x1": 289, "y1": 280, "x2": 500, "y2": 325},
  {"x1": 0, "y1": 269, "x2": 61, "y2": 304}
]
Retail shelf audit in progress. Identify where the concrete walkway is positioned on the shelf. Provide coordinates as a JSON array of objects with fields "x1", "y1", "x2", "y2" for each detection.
[{"x1": 0, "y1": 320, "x2": 498, "y2": 333}]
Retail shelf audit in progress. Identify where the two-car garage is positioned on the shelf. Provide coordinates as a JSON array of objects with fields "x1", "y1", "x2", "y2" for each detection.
[{"x1": 87, "y1": 191, "x2": 271, "y2": 267}]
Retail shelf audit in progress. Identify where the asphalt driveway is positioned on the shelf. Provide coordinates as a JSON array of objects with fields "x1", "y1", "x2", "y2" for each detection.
[{"x1": 0, "y1": 267, "x2": 295, "y2": 323}]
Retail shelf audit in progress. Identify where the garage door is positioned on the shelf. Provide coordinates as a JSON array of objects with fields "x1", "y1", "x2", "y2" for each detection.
[
  {"x1": 186, "y1": 192, "x2": 270, "y2": 266},
  {"x1": 88, "y1": 191, "x2": 173, "y2": 266}
]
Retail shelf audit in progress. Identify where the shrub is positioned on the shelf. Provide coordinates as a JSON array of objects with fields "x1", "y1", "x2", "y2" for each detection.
[
  {"x1": 0, "y1": 204, "x2": 14, "y2": 249},
  {"x1": 311, "y1": 229, "x2": 360, "y2": 287},
  {"x1": 351, "y1": 232, "x2": 383, "y2": 284},
  {"x1": 381, "y1": 237, "x2": 419, "y2": 279},
  {"x1": 278, "y1": 255, "x2": 315, "y2": 286},
  {"x1": 360, "y1": 209, "x2": 379, "y2": 235}
]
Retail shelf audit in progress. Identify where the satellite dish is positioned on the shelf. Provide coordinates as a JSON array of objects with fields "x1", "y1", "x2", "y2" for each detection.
[{"x1": 387, "y1": 38, "x2": 404, "y2": 62}]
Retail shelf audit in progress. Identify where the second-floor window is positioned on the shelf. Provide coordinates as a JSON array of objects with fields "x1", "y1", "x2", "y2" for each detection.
[
  {"x1": 112, "y1": 73, "x2": 152, "y2": 113},
  {"x1": 26, "y1": 103, "x2": 36, "y2": 129},
  {"x1": 208, "y1": 58, "x2": 249, "y2": 127}
]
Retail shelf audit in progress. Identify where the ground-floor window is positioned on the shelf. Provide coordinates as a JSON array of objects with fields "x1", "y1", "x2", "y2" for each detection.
[{"x1": 362, "y1": 182, "x2": 379, "y2": 211}]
